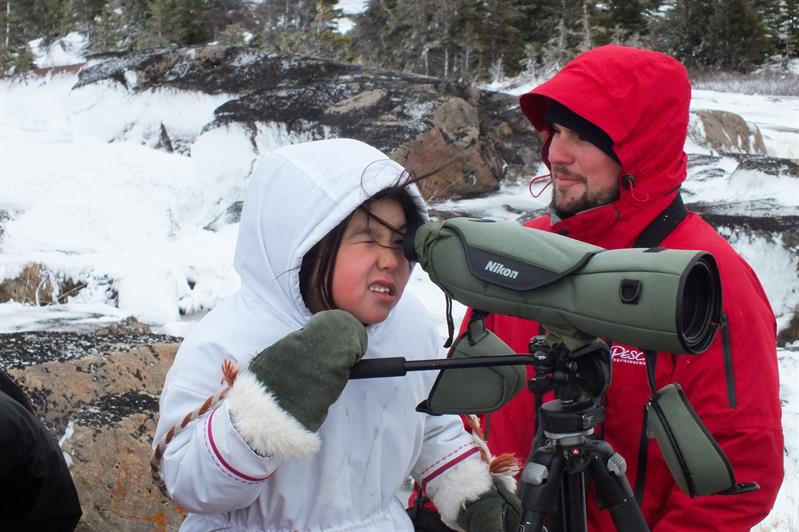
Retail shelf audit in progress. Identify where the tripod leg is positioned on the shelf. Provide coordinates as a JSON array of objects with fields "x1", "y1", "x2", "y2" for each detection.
[
  {"x1": 518, "y1": 445, "x2": 566, "y2": 532},
  {"x1": 585, "y1": 440, "x2": 650, "y2": 532},
  {"x1": 562, "y1": 467, "x2": 587, "y2": 532}
]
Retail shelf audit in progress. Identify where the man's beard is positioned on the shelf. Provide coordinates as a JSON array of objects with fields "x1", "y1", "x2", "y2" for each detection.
[{"x1": 550, "y1": 168, "x2": 619, "y2": 219}]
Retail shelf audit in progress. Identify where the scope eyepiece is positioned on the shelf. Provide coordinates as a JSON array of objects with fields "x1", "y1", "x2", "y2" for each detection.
[{"x1": 403, "y1": 222, "x2": 419, "y2": 262}]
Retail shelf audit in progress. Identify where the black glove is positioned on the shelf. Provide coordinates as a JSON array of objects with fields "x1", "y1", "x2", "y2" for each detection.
[{"x1": 249, "y1": 309, "x2": 367, "y2": 431}]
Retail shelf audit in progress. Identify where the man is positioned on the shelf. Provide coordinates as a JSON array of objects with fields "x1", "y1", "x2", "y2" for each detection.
[
  {"x1": 1, "y1": 370, "x2": 82, "y2": 530},
  {"x1": 468, "y1": 45, "x2": 783, "y2": 530}
]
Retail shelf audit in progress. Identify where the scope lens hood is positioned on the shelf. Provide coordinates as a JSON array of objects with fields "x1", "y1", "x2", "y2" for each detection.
[{"x1": 676, "y1": 253, "x2": 722, "y2": 354}]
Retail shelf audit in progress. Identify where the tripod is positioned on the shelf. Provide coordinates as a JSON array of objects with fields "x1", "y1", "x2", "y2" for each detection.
[
  {"x1": 516, "y1": 337, "x2": 649, "y2": 532},
  {"x1": 518, "y1": 404, "x2": 649, "y2": 531},
  {"x1": 349, "y1": 332, "x2": 652, "y2": 531},
  {"x1": 349, "y1": 322, "x2": 754, "y2": 531}
]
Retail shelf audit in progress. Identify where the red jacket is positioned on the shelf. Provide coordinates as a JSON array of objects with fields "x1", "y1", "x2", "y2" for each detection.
[{"x1": 469, "y1": 45, "x2": 783, "y2": 531}]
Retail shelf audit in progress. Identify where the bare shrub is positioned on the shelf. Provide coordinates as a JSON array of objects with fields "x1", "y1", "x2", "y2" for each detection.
[{"x1": 690, "y1": 69, "x2": 799, "y2": 96}]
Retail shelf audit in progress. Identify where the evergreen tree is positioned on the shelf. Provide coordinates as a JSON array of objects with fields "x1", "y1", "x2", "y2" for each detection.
[
  {"x1": 276, "y1": 1, "x2": 350, "y2": 60},
  {"x1": 779, "y1": 0, "x2": 799, "y2": 60},
  {"x1": 751, "y1": 0, "x2": 782, "y2": 54},
  {"x1": 651, "y1": 0, "x2": 714, "y2": 66},
  {"x1": 606, "y1": 0, "x2": 647, "y2": 42},
  {"x1": 474, "y1": 0, "x2": 526, "y2": 78},
  {"x1": 349, "y1": 0, "x2": 395, "y2": 66},
  {"x1": 139, "y1": 0, "x2": 171, "y2": 47},
  {"x1": 60, "y1": 0, "x2": 103, "y2": 37},
  {"x1": 172, "y1": 0, "x2": 209, "y2": 46},
  {"x1": 14, "y1": 0, "x2": 65, "y2": 43},
  {"x1": 706, "y1": 0, "x2": 770, "y2": 70},
  {"x1": 216, "y1": 22, "x2": 248, "y2": 45},
  {"x1": 202, "y1": 0, "x2": 257, "y2": 43},
  {"x1": 89, "y1": 0, "x2": 125, "y2": 52},
  {"x1": 12, "y1": 40, "x2": 34, "y2": 70},
  {"x1": 118, "y1": 0, "x2": 151, "y2": 49}
]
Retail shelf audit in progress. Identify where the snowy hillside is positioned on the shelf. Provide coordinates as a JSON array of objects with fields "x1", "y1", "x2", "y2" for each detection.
[{"x1": 0, "y1": 61, "x2": 797, "y2": 528}]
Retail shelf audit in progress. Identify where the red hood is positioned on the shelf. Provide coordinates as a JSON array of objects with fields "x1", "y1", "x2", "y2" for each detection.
[{"x1": 520, "y1": 45, "x2": 691, "y2": 248}]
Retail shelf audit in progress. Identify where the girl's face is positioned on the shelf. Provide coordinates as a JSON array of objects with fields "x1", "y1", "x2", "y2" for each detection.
[{"x1": 330, "y1": 198, "x2": 411, "y2": 325}]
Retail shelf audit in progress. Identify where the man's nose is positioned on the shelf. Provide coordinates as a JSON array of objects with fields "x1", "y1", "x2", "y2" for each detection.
[{"x1": 548, "y1": 134, "x2": 574, "y2": 165}]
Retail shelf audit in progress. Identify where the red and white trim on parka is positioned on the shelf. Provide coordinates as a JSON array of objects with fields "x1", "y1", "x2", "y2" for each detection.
[
  {"x1": 151, "y1": 360, "x2": 321, "y2": 488},
  {"x1": 422, "y1": 416, "x2": 521, "y2": 532},
  {"x1": 206, "y1": 406, "x2": 273, "y2": 482},
  {"x1": 151, "y1": 359, "x2": 240, "y2": 486},
  {"x1": 425, "y1": 452, "x2": 492, "y2": 532}
]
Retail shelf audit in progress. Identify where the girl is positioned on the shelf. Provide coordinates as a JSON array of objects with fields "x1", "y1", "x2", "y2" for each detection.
[{"x1": 153, "y1": 139, "x2": 518, "y2": 531}]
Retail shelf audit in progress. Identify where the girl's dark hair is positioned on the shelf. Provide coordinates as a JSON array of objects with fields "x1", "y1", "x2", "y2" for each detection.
[{"x1": 299, "y1": 170, "x2": 425, "y2": 313}]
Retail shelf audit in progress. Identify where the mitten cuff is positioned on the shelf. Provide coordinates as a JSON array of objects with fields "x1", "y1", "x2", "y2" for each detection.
[
  {"x1": 427, "y1": 456, "x2": 493, "y2": 531},
  {"x1": 227, "y1": 371, "x2": 321, "y2": 460}
]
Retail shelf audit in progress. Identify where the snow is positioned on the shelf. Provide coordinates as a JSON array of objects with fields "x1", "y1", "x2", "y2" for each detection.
[
  {"x1": 335, "y1": 0, "x2": 368, "y2": 34},
  {"x1": 336, "y1": 0, "x2": 368, "y2": 16},
  {"x1": 29, "y1": 33, "x2": 88, "y2": 68},
  {"x1": 1, "y1": 64, "x2": 797, "y2": 529},
  {"x1": 58, "y1": 420, "x2": 76, "y2": 468}
]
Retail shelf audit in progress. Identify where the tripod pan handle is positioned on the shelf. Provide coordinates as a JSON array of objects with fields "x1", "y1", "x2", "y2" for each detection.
[{"x1": 349, "y1": 357, "x2": 408, "y2": 379}]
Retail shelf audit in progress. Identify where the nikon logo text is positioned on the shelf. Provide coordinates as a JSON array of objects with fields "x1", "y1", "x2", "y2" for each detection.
[{"x1": 484, "y1": 261, "x2": 519, "y2": 279}]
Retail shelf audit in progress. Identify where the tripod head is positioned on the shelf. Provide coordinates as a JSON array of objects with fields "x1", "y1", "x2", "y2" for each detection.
[{"x1": 526, "y1": 334, "x2": 610, "y2": 438}]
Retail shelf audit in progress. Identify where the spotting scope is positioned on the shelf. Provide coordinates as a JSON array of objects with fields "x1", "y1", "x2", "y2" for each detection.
[
  {"x1": 348, "y1": 216, "x2": 747, "y2": 524},
  {"x1": 404, "y1": 217, "x2": 721, "y2": 354}
]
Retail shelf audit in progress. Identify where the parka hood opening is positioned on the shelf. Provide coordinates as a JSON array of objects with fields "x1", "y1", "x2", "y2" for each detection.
[
  {"x1": 520, "y1": 45, "x2": 691, "y2": 214},
  {"x1": 233, "y1": 139, "x2": 428, "y2": 327}
]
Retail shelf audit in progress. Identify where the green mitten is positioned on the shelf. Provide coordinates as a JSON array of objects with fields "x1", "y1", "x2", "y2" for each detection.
[
  {"x1": 457, "y1": 481, "x2": 521, "y2": 532},
  {"x1": 249, "y1": 309, "x2": 367, "y2": 432}
]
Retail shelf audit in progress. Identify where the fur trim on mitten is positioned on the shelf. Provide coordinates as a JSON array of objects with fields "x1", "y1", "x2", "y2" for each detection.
[
  {"x1": 226, "y1": 371, "x2": 321, "y2": 460},
  {"x1": 426, "y1": 457, "x2": 493, "y2": 532}
]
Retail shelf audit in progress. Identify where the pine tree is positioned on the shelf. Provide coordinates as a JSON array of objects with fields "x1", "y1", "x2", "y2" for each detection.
[
  {"x1": 141, "y1": 0, "x2": 173, "y2": 47},
  {"x1": 779, "y1": 0, "x2": 799, "y2": 60},
  {"x1": 118, "y1": 0, "x2": 151, "y2": 50},
  {"x1": 202, "y1": 0, "x2": 257, "y2": 43},
  {"x1": 14, "y1": 0, "x2": 65, "y2": 44},
  {"x1": 89, "y1": 0, "x2": 125, "y2": 52},
  {"x1": 651, "y1": 0, "x2": 714, "y2": 66},
  {"x1": 706, "y1": 0, "x2": 770, "y2": 70},
  {"x1": 751, "y1": 0, "x2": 782, "y2": 54},
  {"x1": 60, "y1": 0, "x2": 103, "y2": 37},
  {"x1": 171, "y1": 0, "x2": 209, "y2": 46},
  {"x1": 473, "y1": 0, "x2": 526, "y2": 79},
  {"x1": 606, "y1": 0, "x2": 647, "y2": 42},
  {"x1": 276, "y1": 1, "x2": 349, "y2": 60}
]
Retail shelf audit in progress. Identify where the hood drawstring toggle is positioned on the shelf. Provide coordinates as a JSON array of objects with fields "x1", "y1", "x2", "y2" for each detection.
[{"x1": 622, "y1": 174, "x2": 650, "y2": 203}]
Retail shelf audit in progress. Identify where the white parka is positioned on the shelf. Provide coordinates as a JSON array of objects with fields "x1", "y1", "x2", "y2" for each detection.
[{"x1": 153, "y1": 139, "x2": 493, "y2": 531}]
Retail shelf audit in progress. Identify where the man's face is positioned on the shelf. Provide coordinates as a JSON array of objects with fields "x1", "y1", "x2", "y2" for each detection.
[{"x1": 548, "y1": 123, "x2": 622, "y2": 218}]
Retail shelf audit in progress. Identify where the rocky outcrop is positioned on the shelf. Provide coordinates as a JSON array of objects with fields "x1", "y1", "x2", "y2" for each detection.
[
  {"x1": 76, "y1": 46, "x2": 539, "y2": 201},
  {"x1": 0, "y1": 324, "x2": 186, "y2": 531},
  {"x1": 691, "y1": 110, "x2": 767, "y2": 155}
]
